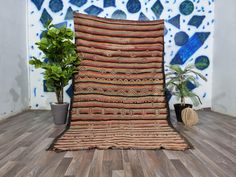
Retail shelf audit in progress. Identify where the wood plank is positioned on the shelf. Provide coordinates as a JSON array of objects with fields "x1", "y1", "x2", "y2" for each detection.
[
  {"x1": 0, "y1": 110, "x2": 235, "y2": 177},
  {"x1": 128, "y1": 150, "x2": 145, "y2": 177},
  {"x1": 88, "y1": 150, "x2": 104, "y2": 177},
  {"x1": 171, "y1": 160, "x2": 193, "y2": 177},
  {"x1": 53, "y1": 158, "x2": 73, "y2": 177},
  {"x1": 2, "y1": 162, "x2": 25, "y2": 177}
]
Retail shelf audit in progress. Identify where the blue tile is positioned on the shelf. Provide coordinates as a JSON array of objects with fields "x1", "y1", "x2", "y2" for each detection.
[
  {"x1": 174, "y1": 31, "x2": 189, "y2": 46},
  {"x1": 104, "y1": 0, "x2": 116, "y2": 8},
  {"x1": 111, "y1": 10, "x2": 127, "y2": 20},
  {"x1": 170, "y1": 32, "x2": 210, "y2": 65},
  {"x1": 69, "y1": 0, "x2": 87, "y2": 8},
  {"x1": 179, "y1": 0, "x2": 194, "y2": 15},
  {"x1": 31, "y1": 0, "x2": 44, "y2": 10},
  {"x1": 164, "y1": 27, "x2": 168, "y2": 36},
  {"x1": 66, "y1": 84, "x2": 73, "y2": 98},
  {"x1": 65, "y1": 7, "x2": 74, "y2": 20},
  {"x1": 54, "y1": 21, "x2": 67, "y2": 28},
  {"x1": 195, "y1": 55, "x2": 210, "y2": 70},
  {"x1": 40, "y1": 9, "x2": 52, "y2": 26},
  {"x1": 84, "y1": 5, "x2": 103, "y2": 16},
  {"x1": 139, "y1": 12, "x2": 149, "y2": 21},
  {"x1": 151, "y1": 0, "x2": 164, "y2": 19},
  {"x1": 186, "y1": 80, "x2": 196, "y2": 90},
  {"x1": 49, "y1": 0, "x2": 63, "y2": 13},
  {"x1": 188, "y1": 15, "x2": 205, "y2": 28},
  {"x1": 126, "y1": 0, "x2": 141, "y2": 13},
  {"x1": 167, "y1": 14, "x2": 180, "y2": 29}
]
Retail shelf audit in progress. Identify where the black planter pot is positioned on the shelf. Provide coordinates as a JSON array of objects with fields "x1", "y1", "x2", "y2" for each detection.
[
  {"x1": 174, "y1": 103, "x2": 193, "y2": 122},
  {"x1": 50, "y1": 102, "x2": 69, "y2": 125}
]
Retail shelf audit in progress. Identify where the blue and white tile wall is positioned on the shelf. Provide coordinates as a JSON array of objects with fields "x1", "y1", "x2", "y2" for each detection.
[{"x1": 28, "y1": 0, "x2": 214, "y2": 109}]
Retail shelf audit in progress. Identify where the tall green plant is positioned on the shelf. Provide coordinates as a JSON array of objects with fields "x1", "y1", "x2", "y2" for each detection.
[
  {"x1": 29, "y1": 21, "x2": 80, "y2": 104},
  {"x1": 166, "y1": 64, "x2": 207, "y2": 106}
]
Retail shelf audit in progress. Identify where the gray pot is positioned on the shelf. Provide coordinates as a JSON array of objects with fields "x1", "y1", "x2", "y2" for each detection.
[{"x1": 50, "y1": 102, "x2": 69, "y2": 125}]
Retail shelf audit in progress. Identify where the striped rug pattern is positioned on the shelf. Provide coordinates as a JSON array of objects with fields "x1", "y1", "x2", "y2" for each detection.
[{"x1": 50, "y1": 13, "x2": 190, "y2": 151}]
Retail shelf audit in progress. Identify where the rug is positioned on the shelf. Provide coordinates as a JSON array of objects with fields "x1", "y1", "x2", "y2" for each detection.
[{"x1": 49, "y1": 13, "x2": 190, "y2": 151}]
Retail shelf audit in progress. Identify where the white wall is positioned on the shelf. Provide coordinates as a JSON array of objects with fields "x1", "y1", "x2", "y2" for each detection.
[
  {"x1": 0, "y1": 0, "x2": 29, "y2": 120},
  {"x1": 28, "y1": 0, "x2": 214, "y2": 109},
  {"x1": 212, "y1": 0, "x2": 236, "y2": 117}
]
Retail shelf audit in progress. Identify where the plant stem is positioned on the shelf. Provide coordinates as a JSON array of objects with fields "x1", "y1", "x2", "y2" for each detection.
[
  {"x1": 60, "y1": 86, "x2": 64, "y2": 104},
  {"x1": 180, "y1": 75, "x2": 185, "y2": 106},
  {"x1": 55, "y1": 90, "x2": 60, "y2": 104},
  {"x1": 181, "y1": 96, "x2": 185, "y2": 106},
  {"x1": 55, "y1": 86, "x2": 64, "y2": 104}
]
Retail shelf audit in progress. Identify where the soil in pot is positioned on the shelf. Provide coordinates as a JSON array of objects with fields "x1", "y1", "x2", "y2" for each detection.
[
  {"x1": 50, "y1": 102, "x2": 69, "y2": 125},
  {"x1": 174, "y1": 104, "x2": 193, "y2": 122}
]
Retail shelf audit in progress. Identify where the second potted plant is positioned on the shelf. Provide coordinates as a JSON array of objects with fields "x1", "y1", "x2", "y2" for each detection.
[
  {"x1": 29, "y1": 21, "x2": 80, "y2": 124},
  {"x1": 166, "y1": 64, "x2": 207, "y2": 122}
]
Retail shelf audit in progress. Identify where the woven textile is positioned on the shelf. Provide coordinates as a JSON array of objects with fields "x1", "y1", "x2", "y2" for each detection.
[{"x1": 50, "y1": 13, "x2": 190, "y2": 151}]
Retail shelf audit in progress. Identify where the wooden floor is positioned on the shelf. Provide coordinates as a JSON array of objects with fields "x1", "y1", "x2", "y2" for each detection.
[{"x1": 0, "y1": 110, "x2": 235, "y2": 177}]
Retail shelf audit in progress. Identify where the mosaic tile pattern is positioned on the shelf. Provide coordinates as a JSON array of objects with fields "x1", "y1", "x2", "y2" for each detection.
[
  {"x1": 126, "y1": 0, "x2": 141, "y2": 13},
  {"x1": 179, "y1": 0, "x2": 194, "y2": 15},
  {"x1": 170, "y1": 32, "x2": 210, "y2": 65},
  {"x1": 84, "y1": 5, "x2": 103, "y2": 15},
  {"x1": 188, "y1": 15, "x2": 206, "y2": 28},
  {"x1": 28, "y1": 0, "x2": 214, "y2": 109},
  {"x1": 151, "y1": 0, "x2": 164, "y2": 19},
  {"x1": 167, "y1": 14, "x2": 180, "y2": 29},
  {"x1": 104, "y1": 0, "x2": 115, "y2": 8},
  {"x1": 195, "y1": 55, "x2": 210, "y2": 70},
  {"x1": 174, "y1": 31, "x2": 189, "y2": 46},
  {"x1": 31, "y1": 0, "x2": 44, "y2": 10},
  {"x1": 49, "y1": 0, "x2": 63, "y2": 12}
]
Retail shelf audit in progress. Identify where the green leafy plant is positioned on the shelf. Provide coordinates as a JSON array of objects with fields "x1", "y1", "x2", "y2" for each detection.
[
  {"x1": 165, "y1": 64, "x2": 207, "y2": 106},
  {"x1": 29, "y1": 21, "x2": 80, "y2": 104}
]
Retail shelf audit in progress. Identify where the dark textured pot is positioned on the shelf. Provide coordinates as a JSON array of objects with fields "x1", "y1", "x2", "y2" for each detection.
[
  {"x1": 50, "y1": 102, "x2": 69, "y2": 125},
  {"x1": 174, "y1": 104, "x2": 193, "y2": 122}
]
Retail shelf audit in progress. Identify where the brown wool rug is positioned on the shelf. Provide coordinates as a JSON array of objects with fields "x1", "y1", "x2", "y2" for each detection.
[{"x1": 49, "y1": 13, "x2": 190, "y2": 151}]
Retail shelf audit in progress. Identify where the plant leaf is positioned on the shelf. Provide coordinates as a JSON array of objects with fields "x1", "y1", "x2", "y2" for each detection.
[{"x1": 169, "y1": 65, "x2": 183, "y2": 73}]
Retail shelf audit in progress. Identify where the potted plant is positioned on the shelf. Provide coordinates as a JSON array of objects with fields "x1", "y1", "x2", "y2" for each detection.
[
  {"x1": 165, "y1": 64, "x2": 207, "y2": 122},
  {"x1": 29, "y1": 21, "x2": 80, "y2": 124}
]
